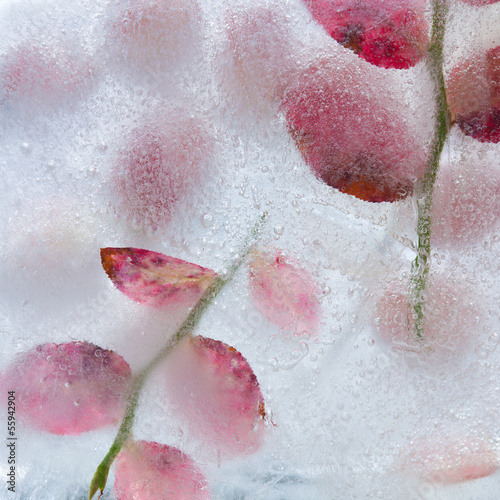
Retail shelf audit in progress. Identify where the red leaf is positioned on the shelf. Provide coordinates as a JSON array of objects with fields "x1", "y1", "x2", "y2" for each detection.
[
  {"x1": 303, "y1": 0, "x2": 429, "y2": 70},
  {"x1": 101, "y1": 248, "x2": 217, "y2": 308},
  {"x1": 281, "y1": 57, "x2": 426, "y2": 202}
]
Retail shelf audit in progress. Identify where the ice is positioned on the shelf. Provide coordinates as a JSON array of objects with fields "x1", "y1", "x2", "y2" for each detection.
[{"x1": 1, "y1": 0, "x2": 500, "y2": 499}]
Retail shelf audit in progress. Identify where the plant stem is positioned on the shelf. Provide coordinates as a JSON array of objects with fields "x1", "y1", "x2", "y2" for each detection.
[
  {"x1": 88, "y1": 212, "x2": 268, "y2": 500},
  {"x1": 409, "y1": 0, "x2": 450, "y2": 338}
]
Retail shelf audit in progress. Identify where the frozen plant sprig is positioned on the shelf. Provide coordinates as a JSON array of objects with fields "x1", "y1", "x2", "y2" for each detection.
[
  {"x1": 88, "y1": 212, "x2": 268, "y2": 500},
  {"x1": 408, "y1": 0, "x2": 450, "y2": 338}
]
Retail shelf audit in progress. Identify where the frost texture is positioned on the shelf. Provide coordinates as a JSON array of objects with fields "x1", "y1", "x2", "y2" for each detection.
[{"x1": 2, "y1": 0, "x2": 500, "y2": 498}]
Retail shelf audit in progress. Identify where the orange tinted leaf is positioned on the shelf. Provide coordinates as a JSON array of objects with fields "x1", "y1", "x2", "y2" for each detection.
[
  {"x1": 281, "y1": 58, "x2": 426, "y2": 203},
  {"x1": 447, "y1": 46, "x2": 500, "y2": 144},
  {"x1": 101, "y1": 247, "x2": 217, "y2": 308}
]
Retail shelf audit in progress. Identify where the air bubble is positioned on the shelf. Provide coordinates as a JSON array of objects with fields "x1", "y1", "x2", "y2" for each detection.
[{"x1": 201, "y1": 213, "x2": 213, "y2": 228}]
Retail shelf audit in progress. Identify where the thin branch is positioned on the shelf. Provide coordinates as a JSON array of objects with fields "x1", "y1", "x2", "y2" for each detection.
[
  {"x1": 409, "y1": 0, "x2": 450, "y2": 338},
  {"x1": 88, "y1": 212, "x2": 268, "y2": 500}
]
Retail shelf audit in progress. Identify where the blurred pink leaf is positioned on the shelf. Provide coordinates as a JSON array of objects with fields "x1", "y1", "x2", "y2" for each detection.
[
  {"x1": 431, "y1": 158, "x2": 500, "y2": 248},
  {"x1": 375, "y1": 272, "x2": 479, "y2": 355},
  {"x1": 101, "y1": 247, "x2": 217, "y2": 308},
  {"x1": 447, "y1": 45, "x2": 500, "y2": 144},
  {"x1": 110, "y1": 112, "x2": 214, "y2": 231},
  {"x1": 165, "y1": 336, "x2": 267, "y2": 457},
  {"x1": 399, "y1": 433, "x2": 499, "y2": 483},
  {"x1": 114, "y1": 440, "x2": 210, "y2": 500},
  {"x1": 249, "y1": 249, "x2": 321, "y2": 337},
  {"x1": 1, "y1": 342, "x2": 131, "y2": 435}
]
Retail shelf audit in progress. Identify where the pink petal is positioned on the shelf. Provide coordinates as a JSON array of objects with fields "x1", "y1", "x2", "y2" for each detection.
[
  {"x1": 164, "y1": 336, "x2": 266, "y2": 456},
  {"x1": 115, "y1": 440, "x2": 210, "y2": 500},
  {"x1": 101, "y1": 247, "x2": 217, "y2": 308},
  {"x1": 1, "y1": 342, "x2": 131, "y2": 435},
  {"x1": 248, "y1": 249, "x2": 320, "y2": 337}
]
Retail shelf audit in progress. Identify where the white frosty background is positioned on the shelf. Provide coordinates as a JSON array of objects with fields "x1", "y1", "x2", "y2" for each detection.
[{"x1": 0, "y1": 0, "x2": 500, "y2": 499}]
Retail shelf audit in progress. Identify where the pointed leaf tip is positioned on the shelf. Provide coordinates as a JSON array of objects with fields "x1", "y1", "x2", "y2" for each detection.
[
  {"x1": 100, "y1": 247, "x2": 217, "y2": 308},
  {"x1": 89, "y1": 459, "x2": 110, "y2": 500},
  {"x1": 88, "y1": 483, "x2": 100, "y2": 500},
  {"x1": 88, "y1": 476, "x2": 102, "y2": 500}
]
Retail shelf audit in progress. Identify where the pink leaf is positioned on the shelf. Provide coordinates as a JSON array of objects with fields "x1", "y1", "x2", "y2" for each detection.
[
  {"x1": 227, "y1": 5, "x2": 297, "y2": 102},
  {"x1": 101, "y1": 247, "x2": 217, "y2": 308},
  {"x1": 431, "y1": 157, "x2": 500, "y2": 248},
  {"x1": 0, "y1": 42, "x2": 94, "y2": 106},
  {"x1": 248, "y1": 249, "x2": 321, "y2": 337},
  {"x1": 399, "y1": 434, "x2": 499, "y2": 483},
  {"x1": 375, "y1": 273, "x2": 480, "y2": 355},
  {"x1": 110, "y1": 112, "x2": 214, "y2": 231},
  {"x1": 164, "y1": 336, "x2": 266, "y2": 457},
  {"x1": 447, "y1": 45, "x2": 500, "y2": 144},
  {"x1": 1, "y1": 342, "x2": 131, "y2": 435},
  {"x1": 106, "y1": 0, "x2": 201, "y2": 70},
  {"x1": 115, "y1": 440, "x2": 210, "y2": 500},
  {"x1": 460, "y1": 0, "x2": 499, "y2": 5}
]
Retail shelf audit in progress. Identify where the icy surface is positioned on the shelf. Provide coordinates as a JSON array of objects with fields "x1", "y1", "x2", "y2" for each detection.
[{"x1": 0, "y1": 0, "x2": 500, "y2": 499}]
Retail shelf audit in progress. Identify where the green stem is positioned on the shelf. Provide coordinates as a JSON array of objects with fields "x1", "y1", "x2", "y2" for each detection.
[
  {"x1": 409, "y1": 0, "x2": 450, "y2": 338},
  {"x1": 88, "y1": 212, "x2": 268, "y2": 500}
]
